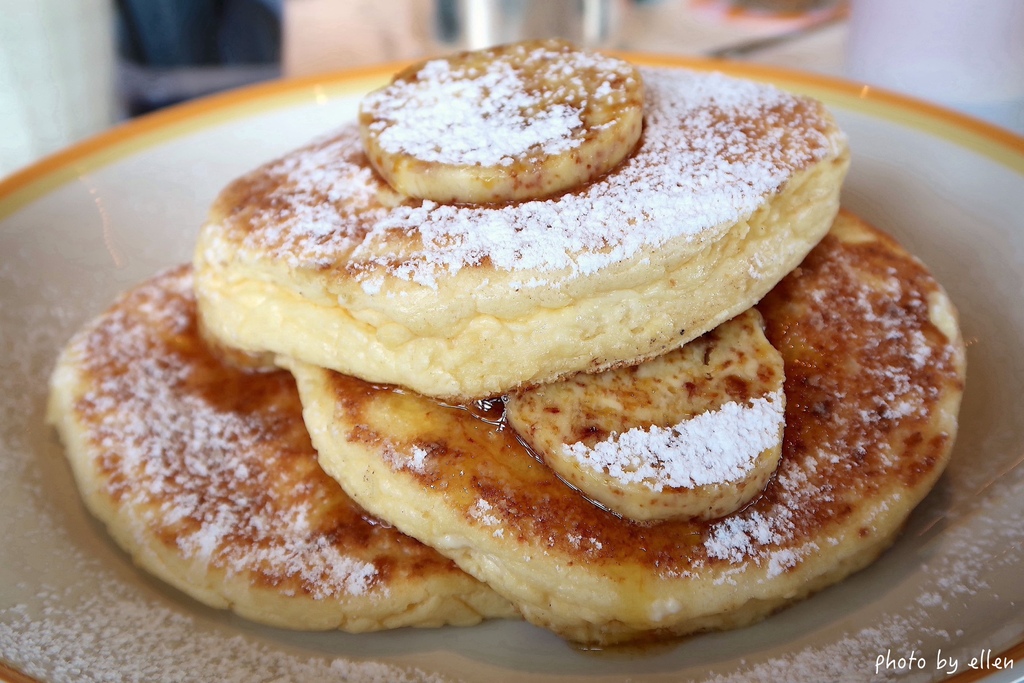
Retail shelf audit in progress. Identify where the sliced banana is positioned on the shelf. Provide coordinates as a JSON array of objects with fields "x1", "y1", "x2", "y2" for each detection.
[
  {"x1": 506, "y1": 309, "x2": 786, "y2": 522},
  {"x1": 358, "y1": 39, "x2": 643, "y2": 204}
]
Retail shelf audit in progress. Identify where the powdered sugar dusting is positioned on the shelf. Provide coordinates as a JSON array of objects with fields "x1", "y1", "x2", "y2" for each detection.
[
  {"x1": 678, "y1": 447, "x2": 830, "y2": 586},
  {"x1": 702, "y1": 497, "x2": 1024, "y2": 682},
  {"x1": 468, "y1": 499, "x2": 505, "y2": 538},
  {"x1": 236, "y1": 128, "x2": 381, "y2": 267},
  {"x1": 705, "y1": 509, "x2": 786, "y2": 563},
  {"x1": 563, "y1": 390, "x2": 784, "y2": 491},
  {"x1": 66, "y1": 268, "x2": 379, "y2": 601},
  {"x1": 1, "y1": 579, "x2": 449, "y2": 683},
  {"x1": 228, "y1": 67, "x2": 840, "y2": 290},
  {"x1": 383, "y1": 441, "x2": 433, "y2": 474},
  {"x1": 361, "y1": 43, "x2": 636, "y2": 166}
]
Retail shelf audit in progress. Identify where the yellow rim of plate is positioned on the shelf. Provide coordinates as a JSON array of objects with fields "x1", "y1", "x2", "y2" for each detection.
[
  {"x1": 1, "y1": 54, "x2": 1023, "y2": 223},
  {"x1": 1, "y1": 54, "x2": 1022, "y2": 681}
]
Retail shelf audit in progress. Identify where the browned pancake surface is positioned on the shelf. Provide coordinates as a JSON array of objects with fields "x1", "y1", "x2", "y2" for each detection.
[
  {"x1": 292, "y1": 210, "x2": 965, "y2": 643},
  {"x1": 194, "y1": 65, "x2": 848, "y2": 401},
  {"x1": 47, "y1": 265, "x2": 514, "y2": 630}
]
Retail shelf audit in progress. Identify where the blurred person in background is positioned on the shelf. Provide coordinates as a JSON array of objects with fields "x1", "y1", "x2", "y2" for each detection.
[{"x1": 115, "y1": 0, "x2": 282, "y2": 115}]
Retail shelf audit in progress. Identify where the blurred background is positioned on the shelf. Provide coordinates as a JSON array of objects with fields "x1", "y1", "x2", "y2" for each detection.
[{"x1": 1, "y1": 0, "x2": 1021, "y2": 178}]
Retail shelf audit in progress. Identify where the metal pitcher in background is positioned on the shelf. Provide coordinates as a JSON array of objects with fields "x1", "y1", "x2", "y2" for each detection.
[{"x1": 435, "y1": 0, "x2": 630, "y2": 50}]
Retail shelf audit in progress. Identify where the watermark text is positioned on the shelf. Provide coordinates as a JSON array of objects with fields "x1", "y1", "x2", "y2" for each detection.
[{"x1": 874, "y1": 649, "x2": 1013, "y2": 676}]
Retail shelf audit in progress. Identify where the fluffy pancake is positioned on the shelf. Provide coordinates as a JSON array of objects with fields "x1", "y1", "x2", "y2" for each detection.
[
  {"x1": 505, "y1": 308, "x2": 786, "y2": 522},
  {"x1": 286, "y1": 210, "x2": 966, "y2": 645},
  {"x1": 195, "y1": 62, "x2": 849, "y2": 401},
  {"x1": 46, "y1": 266, "x2": 515, "y2": 631}
]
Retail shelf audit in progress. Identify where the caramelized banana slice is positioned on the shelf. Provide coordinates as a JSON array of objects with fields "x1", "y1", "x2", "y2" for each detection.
[
  {"x1": 358, "y1": 39, "x2": 643, "y2": 204},
  {"x1": 506, "y1": 309, "x2": 785, "y2": 522}
]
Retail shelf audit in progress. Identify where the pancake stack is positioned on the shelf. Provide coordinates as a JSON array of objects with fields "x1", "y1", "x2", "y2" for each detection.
[{"x1": 49, "y1": 40, "x2": 966, "y2": 647}]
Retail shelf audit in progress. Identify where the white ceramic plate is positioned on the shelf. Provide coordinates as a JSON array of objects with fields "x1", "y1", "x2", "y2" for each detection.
[{"x1": 2, "y1": 58, "x2": 1023, "y2": 683}]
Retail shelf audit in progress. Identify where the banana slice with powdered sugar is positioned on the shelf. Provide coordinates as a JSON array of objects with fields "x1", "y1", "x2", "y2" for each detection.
[
  {"x1": 359, "y1": 39, "x2": 643, "y2": 204},
  {"x1": 505, "y1": 309, "x2": 786, "y2": 522}
]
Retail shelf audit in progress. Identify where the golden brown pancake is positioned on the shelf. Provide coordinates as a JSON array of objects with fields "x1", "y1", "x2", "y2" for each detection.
[
  {"x1": 46, "y1": 266, "x2": 516, "y2": 631},
  {"x1": 195, "y1": 60, "x2": 849, "y2": 401},
  {"x1": 285, "y1": 210, "x2": 966, "y2": 645}
]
